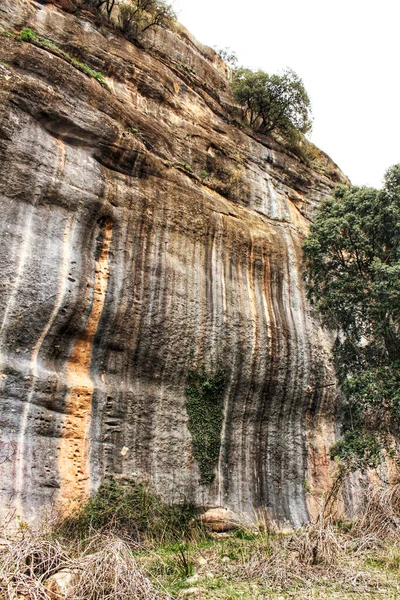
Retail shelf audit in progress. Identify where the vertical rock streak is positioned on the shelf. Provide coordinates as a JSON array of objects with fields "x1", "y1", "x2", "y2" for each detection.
[
  {"x1": 58, "y1": 221, "x2": 113, "y2": 505},
  {"x1": 0, "y1": 0, "x2": 348, "y2": 523},
  {"x1": 14, "y1": 214, "x2": 73, "y2": 513},
  {"x1": 0, "y1": 205, "x2": 35, "y2": 346}
]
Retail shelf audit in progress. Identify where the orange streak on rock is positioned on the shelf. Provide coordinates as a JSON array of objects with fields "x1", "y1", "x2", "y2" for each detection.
[{"x1": 58, "y1": 221, "x2": 113, "y2": 507}]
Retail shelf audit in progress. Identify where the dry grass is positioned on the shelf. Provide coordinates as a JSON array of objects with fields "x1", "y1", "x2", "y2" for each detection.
[
  {"x1": 2, "y1": 485, "x2": 400, "y2": 599},
  {"x1": 351, "y1": 484, "x2": 400, "y2": 541},
  {"x1": 137, "y1": 486, "x2": 400, "y2": 599},
  {"x1": 0, "y1": 530, "x2": 171, "y2": 600}
]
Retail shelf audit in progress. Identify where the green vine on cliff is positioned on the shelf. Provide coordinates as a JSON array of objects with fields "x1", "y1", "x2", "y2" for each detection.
[{"x1": 185, "y1": 366, "x2": 226, "y2": 485}]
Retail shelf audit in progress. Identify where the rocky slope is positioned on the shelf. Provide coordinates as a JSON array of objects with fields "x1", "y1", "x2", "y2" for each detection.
[{"x1": 0, "y1": 0, "x2": 348, "y2": 526}]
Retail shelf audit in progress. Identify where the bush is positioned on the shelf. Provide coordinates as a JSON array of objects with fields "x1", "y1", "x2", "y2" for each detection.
[
  {"x1": 56, "y1": 478, "x2": 205, "y2": 544},
  {"x1": 0, "y1": 532, "x2": 169, "y2": 600},
  {"x1": 231, "y1": 67, "x2": 312, "y2": 138}
]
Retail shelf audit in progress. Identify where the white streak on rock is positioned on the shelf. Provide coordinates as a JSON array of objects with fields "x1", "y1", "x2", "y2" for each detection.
[{"x1": 15, "y1": 214, "x2": 73, "y2": 513}]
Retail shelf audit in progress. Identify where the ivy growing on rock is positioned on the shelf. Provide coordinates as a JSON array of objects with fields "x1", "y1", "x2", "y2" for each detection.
[{"x1": 185, "y1": 366, "x2": 226, "y2": 485}]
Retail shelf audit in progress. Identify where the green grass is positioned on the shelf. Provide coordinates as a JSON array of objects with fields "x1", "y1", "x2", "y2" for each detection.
[
  {"x1": 16, "y1": 28, "x2": 110, "y2": 90},
  {"x1": 135, "y1": 534, "x2": 400, "y2": 599},
  {"x1": 0, "y1": 29, "x2": 15, "y2": 38}
]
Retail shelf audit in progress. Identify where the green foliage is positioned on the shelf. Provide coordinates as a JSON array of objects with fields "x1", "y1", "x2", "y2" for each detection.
[
  {"x1": 200, "y1": 170, "x2": 209, "y2": 180},
  {"x1": 178, "y1": 162, "x2": 193, "y2": 173},
  {"x1": 1, "y1": 30, "x2": 16, "y2": 38},
  {"x1": 118, "y1": 0, "x2": 176, "y2": 44},
  {"x1": 330, "y1": 430, "x2": 386, "y2": 471},
  {"x1": 231, "y1": 67, "x2": 312, "y2": 137},
  {"x1": 17, "y1": 28, "x2": 110, "y2": 89},
  {"x1": 19, "y1": 27, "x2": 36, "y2": 43},
  {"x1": 56, "y1": 478, "x2": 203, "y2": 543},
  {"x1": 185, "y1": 366, "x2": 226, "y2": 485},
  {"x1": 303, "y1": 164, "x2": 400, "y2": 468}
]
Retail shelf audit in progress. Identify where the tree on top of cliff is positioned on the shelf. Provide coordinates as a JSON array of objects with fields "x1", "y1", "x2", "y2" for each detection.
[
  {"x1": 303, "y1": 165, "x2": 400, "y2": 470},
  {"x1": 231, "y1": 67, "x2": 312, "y2": 138},
  {"x1": 118, "y1": 0, "x2": 176, "y2": 43},
  {"x1": 84, "y1": 0, "x2": 176, "y2": 42}
]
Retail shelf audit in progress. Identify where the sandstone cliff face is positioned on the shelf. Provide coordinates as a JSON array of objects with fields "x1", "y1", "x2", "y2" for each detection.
[{"x1": 0, "y1": 0, "x2": 348, "y2": 526}]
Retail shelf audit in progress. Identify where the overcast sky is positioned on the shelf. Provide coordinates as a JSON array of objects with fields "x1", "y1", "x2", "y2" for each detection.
[{"x1": 174, "y1": 0, "x2": 400, "y2": 189}]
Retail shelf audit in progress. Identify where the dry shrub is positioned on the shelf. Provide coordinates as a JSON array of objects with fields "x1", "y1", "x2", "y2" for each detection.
[
  {"x1": 0, "y1": 530, "x2": 170, "y2": 600},
  {"x1": 220, "y1": 525, "x2": 381, "y2": 595},
  {"x1": 0, "y1": 534, "x2": 68, "y2": 600},
  {"x1": 67, "y1": 536, "x2": 169, "y2": 599},
  {"x1": 351, "y1": 485, "x2": 400, "y2": 543},
  {"x1": 238, "y1": 539, "x2": 299, "y2": 588},
  {"x1": 240, "y1": 484, "x2": 400, "y2": 592},
  {"x1": 291, "y1": 518, "x2": 345, "y2": 566}
]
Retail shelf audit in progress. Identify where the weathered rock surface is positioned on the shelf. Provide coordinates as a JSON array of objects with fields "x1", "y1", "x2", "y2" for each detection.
[
  {"x1": 0, "y1": 0, "x2": 348, "y2": 526},
  {"x1": 45, "y1": 569, "x2": 77, "y2": 599},
  {"x1": 200, "y1": 508, "x2": 240, "y2": 532}
]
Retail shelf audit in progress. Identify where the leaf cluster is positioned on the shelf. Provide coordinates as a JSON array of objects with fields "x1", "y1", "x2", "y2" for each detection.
[
  {"x1": 231, "y1": 67, "x2": 312, "y2": 137},
  {"x1": 303, "y1": 165, "x2": 400, "y2": 467}
]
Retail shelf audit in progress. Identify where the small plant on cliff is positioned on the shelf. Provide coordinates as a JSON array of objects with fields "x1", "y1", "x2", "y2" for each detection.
[
  {"x1": 17, "y1": 28, "x2": 110, "y2": 89},
  {"x1": 19, "y1": 27, "x2": 36, "y2": 43},
  {"x1": 185, "y1": 365, "x2": 226, "y2": 485},
  {"x1": 231, "y1": 67, "x2": 312, "y2": 138},
  {"x1": 118, "y1": 0, "x2": 176, "y2": 44},
  {"x1": 303, "y1": 164, "x2": 400, "y2": 469},
  {"x1": 177, "y1": 162, "x2": 193, "y2": 173}
]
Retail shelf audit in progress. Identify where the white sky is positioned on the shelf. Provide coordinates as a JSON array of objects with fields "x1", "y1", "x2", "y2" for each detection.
[{"x1": 174, "y1": 0, "x2": 400, "y2": 189}]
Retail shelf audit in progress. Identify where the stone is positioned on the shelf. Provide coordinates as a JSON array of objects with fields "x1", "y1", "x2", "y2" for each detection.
[
  {"x1": 45, "y1": 570, "x2": 76, "y2": 599},
  {"x1": 179, "y1": 588, "x2": 202, "y2": 598},
  {"x1": 201, "y1": 508, "x2": 240, "y2": 532},
  {"x1": 43, "y1": 0, "x2": 77, "y2": 13},
  {"x1": 0, "y1": 0, "x2": 349, "y2": 527}
]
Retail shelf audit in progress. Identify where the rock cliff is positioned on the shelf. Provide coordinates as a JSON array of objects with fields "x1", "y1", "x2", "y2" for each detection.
[{"x1": 0, "y1": 0, "x2": 348, "y2": 526}]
